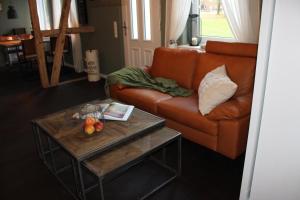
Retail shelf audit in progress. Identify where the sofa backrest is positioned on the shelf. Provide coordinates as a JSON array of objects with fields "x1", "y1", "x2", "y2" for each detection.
[
  {"x1": 192, "y1": 41, "x2": 258, "y2": 97},
  {"x1": 150, "y1": 47, "x2": 198, "y2": 89}
]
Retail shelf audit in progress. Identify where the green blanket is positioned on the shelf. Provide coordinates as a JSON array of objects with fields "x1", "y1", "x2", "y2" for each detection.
[{"x1": 106, "y1": 67, "x2": 193, "y2": 97}]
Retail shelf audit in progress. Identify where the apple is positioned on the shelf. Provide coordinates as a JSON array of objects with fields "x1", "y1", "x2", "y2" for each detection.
[
  {"x1": 94, "y1": 121, "x2": 104, "y2": 132},
  {"x1": 84, "y1": 125, "x2": 95, "y2": 135},
  {"x1": 85, "y1": 117, "x2": 96, "y2": 126}
]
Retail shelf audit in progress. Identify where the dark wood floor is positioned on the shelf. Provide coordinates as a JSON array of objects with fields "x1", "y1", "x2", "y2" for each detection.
[{"x1": 0, "y1": 70, "x2": 245, "y2": 200}]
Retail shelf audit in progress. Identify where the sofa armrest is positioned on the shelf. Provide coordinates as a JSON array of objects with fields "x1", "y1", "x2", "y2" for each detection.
[
  {"x1": 109, "y1": 85, "x2": 121, "y2": 99},
  {"x1": 143, "y1": 65, "x2": 151, "y2": 73},
  {"x1": 217, "y1": 116, "x2": 250, "y2": 159},
  {"x1": 115, "y1": 83, "x2": 128, "y2": 90},
  {"x1": 207, "y1": 94, "x2": 253, "y2": 120},
  {"x1": 110, "y1": 66, "x2": 152, "y2": 90}
]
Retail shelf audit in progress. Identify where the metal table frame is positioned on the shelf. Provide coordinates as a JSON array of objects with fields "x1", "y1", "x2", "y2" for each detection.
[
  {"x1": 82, "y1": 136, "x2": 182, "y2": 200},
  {"x1": 32, "y1": 121, "x2": 181, "y2": 200},
  {"x1": 32, "y1": 122, "x2": 82, "y2": 199}
]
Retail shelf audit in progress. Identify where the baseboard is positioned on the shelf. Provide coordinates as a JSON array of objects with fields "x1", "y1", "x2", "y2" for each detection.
[
  {"x1": 64, "y1": 62, "x2": 75, "y2": 68},
  {"x1": 58, "y1": 77, "x2": 87, "y2": 86},
  {"x1": 63, "y1": 62, "x2": 85, "y2": 73},
  {"x1": 100, "y1": 73, "x2": 108, "y2": 79},
  {"x1": 58, "y1": 74, "x2": 106, "y2": 86}
]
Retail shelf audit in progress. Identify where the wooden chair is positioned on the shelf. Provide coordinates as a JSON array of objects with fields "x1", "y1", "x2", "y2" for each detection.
[
  {"x1": 21, "y1": 39, "x2": 37, "y2": 61},
  {"x1": 12, "y1": 28, "x2": 26, "y2": 35},
  {"x1": 49, "y1": 36, "x2": 71, "y2": 67},
  {"x1": 20, "y1": 39, "x2": 38, "y2": 73},
  {"x1": 50, "y1": 35, "x2": 71, "y2": 53}
]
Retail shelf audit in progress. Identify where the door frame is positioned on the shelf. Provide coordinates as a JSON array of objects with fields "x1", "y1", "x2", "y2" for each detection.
[{"x1": 121, "y1": 0, "x2": 130, "y2": 66}]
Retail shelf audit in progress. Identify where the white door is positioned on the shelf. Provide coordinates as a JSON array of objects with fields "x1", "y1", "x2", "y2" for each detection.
[{"x1": 122, "y1": 0, "x2": 161, "y2": 68}]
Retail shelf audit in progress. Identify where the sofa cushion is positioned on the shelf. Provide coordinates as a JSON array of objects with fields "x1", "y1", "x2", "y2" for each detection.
[
  {"x1": 192, "y1": 53, "x2": 256, "y2": 97},
  {"x1": 157, "y1": 94, "x2": 218, "y2": 136},
  {"x1": 116, "y1": 88, "x2": 172, "y2": 113},
  {"x1": 198, "y1": 65, "x2": 238, "y2": 115},
  {"x1": 150, "y1": 48, "x2": 198, "y2": 89},
  {"x1": 207, "y1": 94, "x2": 253, "y2": 121},
  {"x1": 206, "y1": 40, "x2": 258, "y2": 58}
]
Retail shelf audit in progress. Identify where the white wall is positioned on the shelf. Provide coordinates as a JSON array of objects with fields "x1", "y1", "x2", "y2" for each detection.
[{"x1": 241, "y1": 0, "x2": 300, "y2": 199}]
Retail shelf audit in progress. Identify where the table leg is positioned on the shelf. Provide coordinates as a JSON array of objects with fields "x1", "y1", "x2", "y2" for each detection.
[
  {"x1": 36, "y1": 126, "x2": 46, "y2": 162},
  {"x1": 77, "y1": 161, "x2": 86, "y2": 200},
  {"x1": 32, "y1": 123, "x2": 42, "y2": 159},
  {"x1": 98, "y1": 178, "x2": 105, "y2": 200},
  {"x1": 177, "y1": 137, "x2": 182, "y2": 176},
  {"x1": 162, "y1": 147, "x2": 167, "y2": 164},
  {"x1": 71, "y1": 158, "x2": 80, "y2": 198},
  {"x1": 47, "y1": 136, "x2": 57, "y2": 173}
]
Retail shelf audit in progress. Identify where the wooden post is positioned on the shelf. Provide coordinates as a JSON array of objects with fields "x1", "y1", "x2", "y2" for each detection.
[
  {"x1": 50, "y1": 0, "x2": 72, "y2": 86},
  {"x1": 28, "y1": 0, "x2": 49, "y2": 88},
  {"x1": 28, "y1": 0, "x2": 94, "y2": 88}
]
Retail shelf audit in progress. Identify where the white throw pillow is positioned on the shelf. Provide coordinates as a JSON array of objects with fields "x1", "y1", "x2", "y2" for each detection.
[{"x1": 198, "y1": 65, "x2": 238, "y2": 115}]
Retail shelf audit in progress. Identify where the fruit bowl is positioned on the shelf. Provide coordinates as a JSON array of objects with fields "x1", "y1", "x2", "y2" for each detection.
[{"x1": 83, "y1": 117, "x2": 104, "y2": 136}]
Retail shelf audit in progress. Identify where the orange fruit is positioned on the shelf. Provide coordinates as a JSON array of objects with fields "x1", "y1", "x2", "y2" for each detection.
[
  {"x1": 85, "y1": 117, "x2": 96, "y2": 126},
  {"x1": 84, "y1": 125, "x2": 95, "y2": 135}
]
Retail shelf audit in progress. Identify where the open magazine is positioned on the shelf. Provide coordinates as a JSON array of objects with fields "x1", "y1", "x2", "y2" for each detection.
[
  {"x1": 102, "y1": 102, "x2": 134, "y2": 121},
  {"x1": 78, "y1": 102, "x2": 134, "y2": 121}
]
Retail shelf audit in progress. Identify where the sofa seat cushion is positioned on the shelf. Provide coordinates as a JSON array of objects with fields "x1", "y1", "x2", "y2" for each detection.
[
  {"x1": 157, "y1": 94, "x2": 218, "y2": 136},
  {"x1": 116, "y1": 88, "x2": 172, "y2": 113}
]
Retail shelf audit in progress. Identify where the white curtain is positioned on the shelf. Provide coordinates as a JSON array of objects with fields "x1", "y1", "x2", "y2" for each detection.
[
  {"x1": 68, "y1": 0, "x2": 84, "y2": 72},
  {"x1": 37, "y1": 0, "x2": 51, "y2": 30},
  {"x1": 221, "y1": 0, "x2": 261, "y2": 43},
  {"x1": 52, "y1": 0, "x2": 62, "y2": 29},
  {"x1": 165, "y1": 0, "x2": 192, "y2": 47},
  {"x1": 51, "y1": 0, "x2": 84, "y2": 72}
]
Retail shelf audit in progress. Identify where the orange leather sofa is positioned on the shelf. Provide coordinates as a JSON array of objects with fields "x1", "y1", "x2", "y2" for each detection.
[{"x1": 110, "y1": 41, "x2": 258, "y2": 159}]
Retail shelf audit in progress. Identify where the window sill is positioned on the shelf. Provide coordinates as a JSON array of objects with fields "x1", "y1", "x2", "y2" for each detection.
[
  {"x1": 177, "y1": 36, "x2": 236, "y2": 52},
  {"x1": 177, "y1": 44, "x2": 205, "y2": 53},
  {"x1": 200, "y1": 36, "x2": 236, "y2": 45}
]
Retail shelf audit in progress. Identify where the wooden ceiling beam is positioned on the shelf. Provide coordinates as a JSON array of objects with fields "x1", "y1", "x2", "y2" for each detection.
[{"x1": 41, "y1": 26, "x2": 95, "y2": 37}]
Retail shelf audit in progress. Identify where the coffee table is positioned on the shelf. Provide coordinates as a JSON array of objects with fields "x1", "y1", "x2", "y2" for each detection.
[{"x1": 32, "y1": 99, "x2": 181, "y2": 200}]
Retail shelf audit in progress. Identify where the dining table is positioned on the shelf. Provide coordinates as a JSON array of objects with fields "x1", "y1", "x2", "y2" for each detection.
[
  {"x1": 0, "y1": 34, "x2": 33, "y2": 47},
  {"x1": 0, "y1": 34, "x2": 33, "y2": 66}
]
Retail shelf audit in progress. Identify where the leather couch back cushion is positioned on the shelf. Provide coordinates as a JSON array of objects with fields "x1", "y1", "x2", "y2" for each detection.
[
  {"x1": 150, "y1": 48, "x2": 198, "y2": 89},
  {"x1": 192, "y1": 53, "x2": 257, "y2": 97},
  {"x1": 206, "y1": 41, "x2": 258, "y2": 58}
]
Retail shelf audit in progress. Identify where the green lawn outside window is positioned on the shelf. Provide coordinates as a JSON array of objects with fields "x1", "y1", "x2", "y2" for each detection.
[{"x1": 201, "y1": 13, "x2": 234, "y2": 38}]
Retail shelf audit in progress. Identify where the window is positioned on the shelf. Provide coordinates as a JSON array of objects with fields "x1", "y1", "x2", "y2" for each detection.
[
  {"x1": 199, "y1": 0, "x2": 233, "y2": 38},
  {"x1": 143, "y1": 0, "x2": 152, "y2": 40},
  {"x1": 130, "y1": 0, "x2": 139, "y2": 40}
]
